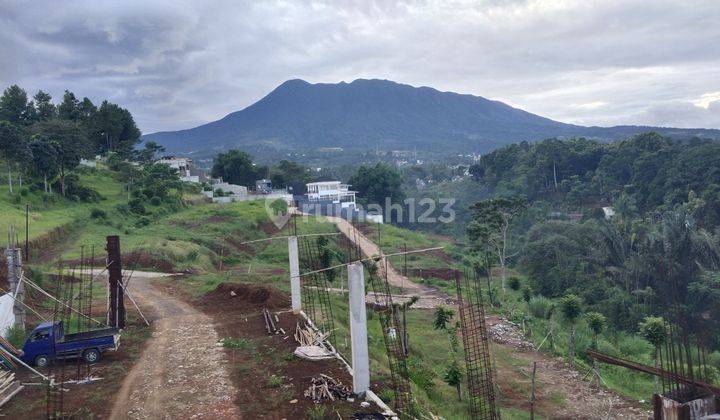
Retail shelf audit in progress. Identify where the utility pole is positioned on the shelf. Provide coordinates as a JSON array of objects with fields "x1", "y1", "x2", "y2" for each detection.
[
  {"x1": 530, "y1": 361, "x2": 537, "y2": 420},
  {"x1": 25, "y1": 204, "x2": 29, "y2": 261},
  {"x1": 106, "y1": 235, "x2": 125, "y2": 329}
]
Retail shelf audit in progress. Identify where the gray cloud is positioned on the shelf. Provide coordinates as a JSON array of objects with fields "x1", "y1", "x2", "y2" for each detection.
[{"x1": 1, "y1": 0, "x2": 719, "y2": 134}]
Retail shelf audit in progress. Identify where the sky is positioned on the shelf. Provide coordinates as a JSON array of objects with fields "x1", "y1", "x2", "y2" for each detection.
[{"x1": 1, "y1": 0, "x2": 719, "y2": 134}]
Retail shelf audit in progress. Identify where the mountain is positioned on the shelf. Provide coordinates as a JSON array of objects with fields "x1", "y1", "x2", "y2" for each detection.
[{"x1": 143, "y1": 79, "x2": 720, "y2": 155}]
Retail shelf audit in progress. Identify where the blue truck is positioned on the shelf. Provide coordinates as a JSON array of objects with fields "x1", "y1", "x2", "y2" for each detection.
[{"x1": 20, "y1": 321, "x2": 120, "y2": 367}]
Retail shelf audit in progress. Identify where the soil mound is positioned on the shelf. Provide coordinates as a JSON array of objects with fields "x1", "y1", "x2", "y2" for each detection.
[{"x1": 201, "y1": 282, "x2": 289, "y2": 311}]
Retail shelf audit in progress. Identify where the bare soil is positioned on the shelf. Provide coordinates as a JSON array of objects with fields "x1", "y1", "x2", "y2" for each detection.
[
  {"x1": 181, "y1": 280, "x2": 384, "y2": 419},
  {"x1": 108, "y1": 275, "x2": 240, "y2": 419}
]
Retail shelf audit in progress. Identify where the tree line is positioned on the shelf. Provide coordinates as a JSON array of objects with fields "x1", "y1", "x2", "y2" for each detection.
[{"x1": 0, "y1": 84, "x2": 141, "y2": 197}]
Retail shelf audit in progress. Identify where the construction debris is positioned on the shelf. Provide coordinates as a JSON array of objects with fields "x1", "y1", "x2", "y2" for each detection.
[
  {"x1": 294, "y1": 322, "x2": 331, "y2": 347},
  {"x1": 489, "y1": 320, "x2": 535, "y2": 351},
  {"x1": 262, "y1": 308, "x2": 278, "y2": 335},
  {"x1": 303, "y1": 374, "x2": 352, "y2": 402},
  {"x1": 0, "y1": 370, "x2": 22, "y2": 408},
  {"x1": 294, "y1": 346, "x2": 334, "y2": 361}
]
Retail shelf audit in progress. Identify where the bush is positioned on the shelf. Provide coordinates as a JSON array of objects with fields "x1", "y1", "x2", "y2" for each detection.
[
  {"x1": 128, "y1": 198, "x2": 145, "y2": 214},
  {"x1": 508, "y1": 276, "x2": 521, "y2": 291},
  {"x1": 305, "y1": 405, "x2": 326, "y2": 420},
  {"x1": 521, "y1": 285, "x2": 532, "y2": 302},
  {"x1": 528, "y1": 296, "x2": 553, "y2": 319},
  {"x1": 7, "y1": 325, "x2": 26, "y2": 347},
  {"x1": 149, "y1": 196, "x2": 162, "y2": 206},
  {"x1": 90, "y1": 208, "x2": 107, "y2": 219},
  {"x1": 135, "y1": 217, "x2": 151, "y2": 228}
]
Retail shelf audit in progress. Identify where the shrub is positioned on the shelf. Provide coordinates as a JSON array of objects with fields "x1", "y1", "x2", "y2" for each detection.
[
  {"x1": 305, "y1": 405, "x2": 326, "y2": 420},
  {"x1": 222, "y1": 337, "x2": 252, "y2": 349},
  {"x1": 6, "y1": 325, "x2": 26, "y2": 348},
  {"x1": 508, "y1": 276, "x2": 521, "y2": 291},
  {"x1": 90, "y1": 208, "x2": 107, "y2": 219},
  {"x1": 266, "y1": 374, "x2": 283, "y2": 388},
  {"x1": 128, "y1": 198, "x2": 145, "y2": 214},
  {"x1": 149, "y1": 196, "x2": 162, "y2": 206},
  {"x1": 521, "y1": 285, "x2": 532, "y2": 302},
  {"x1": 528, "y1": 296, "x2": 553, "y2": 319},
  {"x1": 135, "y1": 217, "x2": 151, "y2": 228}
]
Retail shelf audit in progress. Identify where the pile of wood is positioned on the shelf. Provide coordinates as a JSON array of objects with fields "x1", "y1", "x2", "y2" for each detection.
[
  {"x1": 262, "y1": 308, "x2": 285, "y2": 335},
  {"x1": 303, "y1": 374, "x2": 352, "y2": 402},
  {"x1": 294, "y1": 323, "x2": 330, "y2": 346},
  {"x1": 0, "y1": 370, "x2": 23, "y2": 408}
]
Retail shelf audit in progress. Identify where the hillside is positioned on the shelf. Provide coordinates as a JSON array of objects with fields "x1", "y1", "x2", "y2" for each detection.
[{"x1": 143, "y1": 79, "x2": 720, "y2": 155}]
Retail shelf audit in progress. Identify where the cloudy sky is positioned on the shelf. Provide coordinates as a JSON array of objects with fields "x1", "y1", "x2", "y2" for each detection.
[{"x1": 1, "y1": 0, "x2": 719, "y2": 134}]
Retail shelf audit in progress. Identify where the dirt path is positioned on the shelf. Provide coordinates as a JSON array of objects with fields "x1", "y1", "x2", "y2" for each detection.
[
  {"x1": 324, "y1": 215, "x2": 449, "y2": 299},
  {"x1": 486, "y1": 316, "x2": 651, "y2": 419},
  {"x1": 107, "y1": 274, "x2": 239, "y2": 419}
]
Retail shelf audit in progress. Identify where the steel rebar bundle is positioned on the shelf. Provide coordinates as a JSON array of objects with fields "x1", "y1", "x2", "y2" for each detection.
[{"x1": 455, "y1": 270, "x2": 500, "y2": 420}]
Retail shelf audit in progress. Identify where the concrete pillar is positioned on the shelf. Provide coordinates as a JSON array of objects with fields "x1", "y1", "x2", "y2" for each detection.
[
  {"x1": 348, "y1": 262, "x2": 370, "y2": 395},
  {"x1": 288, "y1": 236, "x2": 301, "y2": 313},
  {"x1": 4, "y1": 248, "x2": 24, "y2": 329}
]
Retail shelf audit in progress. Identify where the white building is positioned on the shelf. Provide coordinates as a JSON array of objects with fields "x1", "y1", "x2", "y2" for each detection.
[
  {"x1": 306, "y1": 181, "x2": 356, "y2": 208},
  {"x1": 157, "y1": 156, "x2": 199, "y2": 183}
]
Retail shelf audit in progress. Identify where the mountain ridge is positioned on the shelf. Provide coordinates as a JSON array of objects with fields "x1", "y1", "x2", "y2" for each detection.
[{"x1": 143, "y1": 78, "x2": 720, "y2": 154}]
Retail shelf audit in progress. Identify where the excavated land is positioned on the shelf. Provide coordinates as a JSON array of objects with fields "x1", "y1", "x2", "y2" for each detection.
[{"x1": 163, "y1": 280, "x2": 384, "y2": 419}]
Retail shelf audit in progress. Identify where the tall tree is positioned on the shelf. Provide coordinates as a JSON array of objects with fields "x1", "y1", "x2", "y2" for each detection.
[
  {"x1": 0, "y1": 85, "x2": 31, "y2": 124},
  {"x1": 0, "y1": 121, "x2": 29, "y2": 193},
  {"x1": 29, "y1": 137, "x2": 58, "y2": 193},
  {"x1": 92, "y1": 101, "x2": 141, "y2": 157},
  {"x1": 211, "y1": 149, "x2": 261, "y2": 187},
  {"x1": 348, "y1": 162, "x2": 404, "y2": 214},
  {"x1": 57, "y1": 90, "x2": 81, "y2": 121},
  {"x1": 469, "y1": 196, "x2": 527, "y2": 292},
  {"x1": 34, "y1": 120, "x2": 90, "y2": 196},
  {"x1": 33, "y1": 90, "x2": 56, "y2": 121}
]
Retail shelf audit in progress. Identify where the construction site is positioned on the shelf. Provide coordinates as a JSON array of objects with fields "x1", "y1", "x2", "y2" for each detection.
[{"x1": 0, "y1": 205, "x2": 717, "y2": 420}]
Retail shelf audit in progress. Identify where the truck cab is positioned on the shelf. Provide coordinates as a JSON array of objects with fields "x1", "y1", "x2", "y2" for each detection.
[{"x1": 21, "y1": 321, "x2": 120, "y2": 367}]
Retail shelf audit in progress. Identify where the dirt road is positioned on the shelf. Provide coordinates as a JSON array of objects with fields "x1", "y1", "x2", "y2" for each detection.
[
  {"x1": 107, "y1": 273, "x2": 239, "y2": 419},
  {"x1": 324, "y1": 215, "x2": 447, "y2": 297}
]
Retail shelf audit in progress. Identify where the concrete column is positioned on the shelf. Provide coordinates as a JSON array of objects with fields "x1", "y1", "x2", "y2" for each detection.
[
  {"x1": 288, "y1": 236, "x2": 301, "y2": 313},
  {"x1": 348, "y1": 262, "x2": 370, "y2": 395},
  {"x1": 4, "y1": 248, "x2": 24, "y2": 329}
]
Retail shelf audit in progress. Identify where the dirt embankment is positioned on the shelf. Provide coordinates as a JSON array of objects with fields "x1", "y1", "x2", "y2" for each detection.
[{"x1": 191, "y1": 281, "x2": 382, "y2": 419}]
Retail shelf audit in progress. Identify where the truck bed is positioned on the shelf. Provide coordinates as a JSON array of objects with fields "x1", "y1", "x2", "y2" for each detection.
[{"x1": 61, "y1": 327, "x2": 120, "y2": 343}]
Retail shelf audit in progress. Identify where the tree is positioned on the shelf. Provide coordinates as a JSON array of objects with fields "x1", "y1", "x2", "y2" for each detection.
[
  {"x1": 29, "y1": 137, "x2": 58, "y2": 193},
  {"x1": 348, "y1": 163, "x2": 404, "y2": 214},
  {"x1": 433, "y1": 306, "x2": 455, "y2": 330},
  {"x1": 560, "y1": 294, "x2": 583, "y2": 368},
  {"x1": 586, "y1": 312, "x2": 606, "y2": 349},
  {"x1": 0, "y1": 85, "x2": 31, "y2": 124},
  {"x1": 469, "y1": 196, "x2": 527, "y2": 292},
  {"x1": 57, "y1": 90, "x2": 80, "y2": 121},
  {"x1": 134, "y1": 141, "x2": 166, "y2": 164},
  {"x1": 0, "y1": 121, "x2": 29, "y2": 194},
  {"x1": 92, "y1": 101, "x2": 141, "y2": 157},
  {"x1": 34, "y1": 120, "x2": 91, "y2": 196},
  {"x1": 33, "y1": 90, "x2": 56, "y2": 121},
  {"x1": 211, "y1": 150, "x2": 262, "y2": 187},
  {"x1": 639, "y1": 316, "x2": 666, "y2": 393},
  {"x1": 443, "y1": 360, "x2": 463, "y2": 401},
  {"x1": 270, "y1": 160, "x2": 313, "y2": 192}
]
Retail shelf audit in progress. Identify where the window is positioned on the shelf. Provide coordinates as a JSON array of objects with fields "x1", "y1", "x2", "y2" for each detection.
[{"x1": 30, "y1": 330, "x2": 50, "y2": 342}]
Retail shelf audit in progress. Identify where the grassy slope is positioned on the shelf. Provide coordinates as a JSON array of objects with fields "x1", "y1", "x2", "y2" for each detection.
[{"x1": 2, "y1": 169, "x2": 659, "y2": 417}]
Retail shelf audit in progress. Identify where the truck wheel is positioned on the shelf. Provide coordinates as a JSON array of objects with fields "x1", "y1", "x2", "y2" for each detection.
[
  {"x1": 83, "y1": 349, "x2": 101, "y2": 364},
  {"x1": 35, "y1": 355, "x2": 50, "y2": 368}
]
